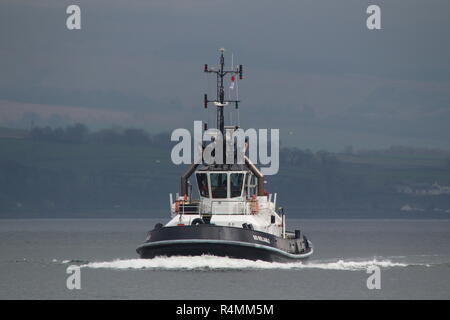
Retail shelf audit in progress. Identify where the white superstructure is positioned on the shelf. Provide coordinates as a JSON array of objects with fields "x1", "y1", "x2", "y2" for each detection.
[{"x1": 168, "y1": 169, "x2": 285, "y2": 238}]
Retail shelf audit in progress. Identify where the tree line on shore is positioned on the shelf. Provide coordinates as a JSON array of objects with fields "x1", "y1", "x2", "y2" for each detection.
[{"x1": 0, "y1": 124, "x2": 448, "y2": 218}]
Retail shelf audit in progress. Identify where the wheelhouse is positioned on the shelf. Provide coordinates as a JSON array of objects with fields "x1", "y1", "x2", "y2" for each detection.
[{"x1": 195, "y1": 170, "x2": 257, "y2": 200}]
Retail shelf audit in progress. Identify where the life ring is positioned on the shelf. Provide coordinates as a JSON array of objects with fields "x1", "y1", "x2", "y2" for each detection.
[
  {"x1": 250, "y1": 195, "x2": 259, "y2": 214},
  {"x1": 175, "y1": 196, "x2": 189, "y2": 213},
  {"x1": 175, "y1": 200, "x2": 181, "y2": 213}
]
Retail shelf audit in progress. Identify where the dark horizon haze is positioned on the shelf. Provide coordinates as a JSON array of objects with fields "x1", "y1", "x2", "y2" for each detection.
[{"x1": 1, "y1": 0, "x2": 450, "y2": 151}]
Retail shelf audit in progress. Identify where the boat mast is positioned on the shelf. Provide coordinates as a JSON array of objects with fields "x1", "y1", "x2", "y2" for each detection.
[{"x1": 204, "y1": 48, "x2": 243, "y2": 161}]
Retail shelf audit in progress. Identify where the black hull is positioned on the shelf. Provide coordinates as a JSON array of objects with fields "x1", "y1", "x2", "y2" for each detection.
[{"x1": 136, "y1": 224, "x2": 313, "y2": 263}]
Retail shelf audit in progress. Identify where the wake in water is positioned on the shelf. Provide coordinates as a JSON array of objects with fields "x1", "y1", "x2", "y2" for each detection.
[{"x1": 65, "y1": 255, "x2": 426, "y2": 271}]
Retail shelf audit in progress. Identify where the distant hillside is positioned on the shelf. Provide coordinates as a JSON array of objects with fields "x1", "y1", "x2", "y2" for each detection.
[
  {"x1": 0, "y1": 127, "x2": 28, "y2": 139},
  {"x1": 1, "y1": 125, "x2": 450, "y2": 218}
]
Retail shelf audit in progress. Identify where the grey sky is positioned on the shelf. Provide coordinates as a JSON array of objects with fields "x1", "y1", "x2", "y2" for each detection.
[{"x1": 1, "y1": 0, "x2": 449, "y2": 151}]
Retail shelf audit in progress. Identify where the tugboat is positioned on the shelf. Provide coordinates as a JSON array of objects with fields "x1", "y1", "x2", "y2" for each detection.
[{"x1": 137, "y1": 49, "x2": 313, "y2": 262}]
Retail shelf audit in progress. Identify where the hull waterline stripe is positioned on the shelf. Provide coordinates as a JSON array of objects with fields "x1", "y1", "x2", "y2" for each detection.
[{"x1": 137, "y1": 239, "x2": 314, "y2": 259}]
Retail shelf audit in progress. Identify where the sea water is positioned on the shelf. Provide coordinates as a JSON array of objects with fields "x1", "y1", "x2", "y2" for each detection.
[{"x1": 0, "y1": 218, "x2": 449, "y2": 299}]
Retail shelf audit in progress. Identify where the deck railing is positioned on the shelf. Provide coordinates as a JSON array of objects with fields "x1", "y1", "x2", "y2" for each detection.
[
  {"x1": 175, "y1": 200, "x2": 250, "y2": 215},
  {"x1": 209, "y1": 200, "x2": 249, "y2": 215}
]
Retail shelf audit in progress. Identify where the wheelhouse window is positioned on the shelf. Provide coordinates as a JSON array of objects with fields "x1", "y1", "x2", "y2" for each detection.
[
  {"x1": 210, "y1": 173, "x2": 228, "y2": 198},
  {"x1": 196, "y1": 173, "x2": 209, "y2": 197},
  {"x1": 247, "y1": 174, "x2": 257, "y2": 197},
  {"x1": 230, "y1": 173, "x2": 244, "y2": 197}
]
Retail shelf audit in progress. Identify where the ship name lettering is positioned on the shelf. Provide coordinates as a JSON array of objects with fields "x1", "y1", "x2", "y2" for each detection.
[{"x1": 253, "y1": 235, "x2": 270, "y2": 244}]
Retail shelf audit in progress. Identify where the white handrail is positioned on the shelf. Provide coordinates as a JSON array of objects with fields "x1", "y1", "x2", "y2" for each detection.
[{"x1": 210, "y1": 200, "x2": 249, "y2": 215}]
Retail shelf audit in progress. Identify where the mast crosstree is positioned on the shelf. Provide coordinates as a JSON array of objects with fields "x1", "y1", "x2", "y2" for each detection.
[{"x1": 203, "y1": 48, "x2": 243, "y2": 136}]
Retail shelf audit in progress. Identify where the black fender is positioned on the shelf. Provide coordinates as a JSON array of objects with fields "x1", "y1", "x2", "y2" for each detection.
[{"x1": 191, "y1": 218, "x2": 205, "y2": 225}]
